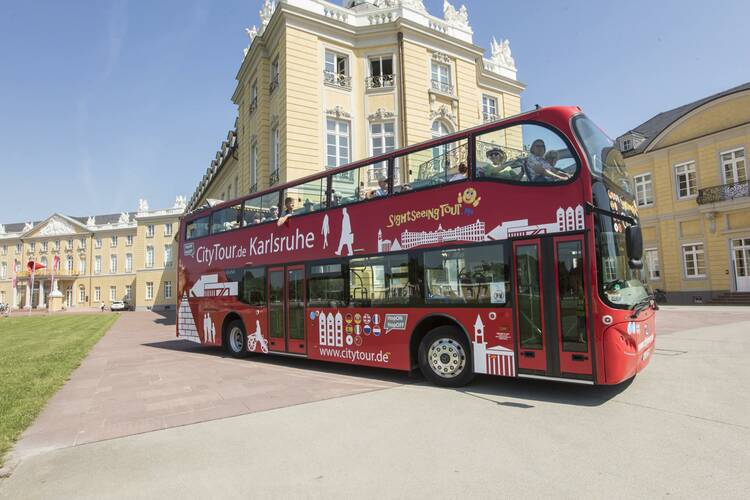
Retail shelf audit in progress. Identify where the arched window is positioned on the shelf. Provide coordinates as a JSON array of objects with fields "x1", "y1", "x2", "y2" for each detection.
[{"x1": 431, "y1": 119, "x2": 452, "y2": 139}]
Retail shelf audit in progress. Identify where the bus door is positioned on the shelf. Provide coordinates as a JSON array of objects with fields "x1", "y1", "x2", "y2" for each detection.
[
  {"x1": 267, "y1": 265, "x2": 307, "y2": 354},
  {"x1": 512, "y1": 235, "x2": 592, "y2": 379}
]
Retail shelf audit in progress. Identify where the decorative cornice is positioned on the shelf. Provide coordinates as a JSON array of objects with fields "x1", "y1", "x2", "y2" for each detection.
[
  {"x1": 431, "y1": 51, "x2": 451, "y2": 64},
  {"x1": 326, "y1": 106, "x2": 351, "y2": 119},
  {"x1": 367, "y1": 108, "x2": 396, "y2": 121}
]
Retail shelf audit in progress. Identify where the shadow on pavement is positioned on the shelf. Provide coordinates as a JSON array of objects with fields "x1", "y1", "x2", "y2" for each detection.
[
  {"x1": 149, "y1": 309, "x2": 176, "y2": 326},
  {"x1": 144, "y1": 338, "x2": 632, "y2": 406}
]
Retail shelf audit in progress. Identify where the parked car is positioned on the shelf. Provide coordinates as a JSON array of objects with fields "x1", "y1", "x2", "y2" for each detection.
[{"x1": 110, "y1": 300, "x2": 133, "y2": 311}]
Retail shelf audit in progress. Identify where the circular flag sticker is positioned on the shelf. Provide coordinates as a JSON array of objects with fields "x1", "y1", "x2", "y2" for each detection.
[
  {"x1": 354, "y1": 313, "x2": 362, "y2": 324},
  {"x1": 354, "y1": 336, "x2": 363, "y2": 346},
  {"x1": 346, "y1": 335, "x2": 353, "y2": 346},
  {"x1": 363, "y1": 314, "x2": 371, "y2": 324},
  {"x1": 346, "y1": 325, "x2": 354, "y2": 334},
  {"x1": 345, "y1": 313, "x2": 353, "y2": 324},
  {"x1": 363, "y1": 325, "x2": 372, "y2": 335},
  {"x1": 309, "y1": 311, "x2": 317, "y2": 320}
]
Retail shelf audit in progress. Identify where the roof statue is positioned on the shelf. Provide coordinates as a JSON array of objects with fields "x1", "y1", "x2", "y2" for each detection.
[
  {"x1": 86, "y1": 216, "x2": 96, "y2": 226},
  {"x1": 443, "y1": 0, "x2": 468, "y2": 28},
  {"x1": 23, "y1": 222, "x2": 34, "y2": 232},
  {"x1": 138, "y1": 198, "x2": 149, "y2": 212},
  {"x1": 243, "y1": 26, "x2": 258, "y2": 58},
  {"x1": 490, "y1": 36, "x2": 516, "y2": 71},
  {"x1": 400, "y1": 0, "x2": 427, "y2": 13},
  {"x1": 259, "y1": 0, "x2": 276, "y2": 35},
  {"x1": 118, "y1": 212, "x2": 130, "y2": 225},
  {"x1": 174, "y1": 195, "x2": 187, "y2": 209}
]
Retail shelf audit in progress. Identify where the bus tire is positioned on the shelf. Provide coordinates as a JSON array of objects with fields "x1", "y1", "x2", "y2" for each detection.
[
  {"x1": 225, "y1": 319, "x2": 247, "y2": 358},
  {"x1": 418, "y1": 326, "x2": 474, "y2": 387}
]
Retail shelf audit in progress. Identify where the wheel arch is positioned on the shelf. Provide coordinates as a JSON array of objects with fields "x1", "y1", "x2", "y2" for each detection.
[
  {"x1": 221, "y1": 311, "x2": 243, "y2": 347},
  {"x1": 409, "y1": 313, "x2": 472, "y2": 370}
]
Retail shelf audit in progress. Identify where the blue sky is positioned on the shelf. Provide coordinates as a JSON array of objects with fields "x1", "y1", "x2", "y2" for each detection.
[{"x1": 1, "y1": 0, "x2": 748, "y2": 222}]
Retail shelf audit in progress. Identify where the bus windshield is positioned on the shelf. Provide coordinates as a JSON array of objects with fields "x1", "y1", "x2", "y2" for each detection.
[{"x1": 573, "y1": 114, "x2": 633, "y2": 194}]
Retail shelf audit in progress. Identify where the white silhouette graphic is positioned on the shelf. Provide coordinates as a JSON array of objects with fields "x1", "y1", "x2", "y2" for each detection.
[
  {"x1": 203, "y1": 313, "x2": 217, "y2": 343},
  {"x1": 400, "y1": 220, "x2": 486, "y2": 249},
  {"x1": 377, "y1": 229, "x2": 402, "y2": 252},
  {"x1": 321, "y1": 214, "x2": 330, "y2": 248},
  {"x1": 190, "y1": 274, "x2": 239, "y2": 298},
  {"x1": 556, "y1": 205, "x2": 585, "y2": 232},
  {"x1": 318, "y1": 312, "x2": 343, "y2": 347},
  {"x1": 247, "y1": 319, "x2": 269, "y2": 353},
  {"x1": 335, "y1": 208, "x2": 354, "y2": 256},
  {"x1": 177, "y1": 293, "x2": 201, "y2": 343},
  {"x1": 472, "y1": 314, "x2": 515, "y2": 377}
]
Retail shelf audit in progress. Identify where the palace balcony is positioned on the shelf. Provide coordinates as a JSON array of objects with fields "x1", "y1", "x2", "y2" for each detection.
[
  {"x1": 323, "y1": 71, "x2": 352, "y2": 90},
  {"x1": 697, "y1": 180, "x2": 750, "y2": 205},
  {"x1": 16, "y1": 268, "x2": 80, "y2": 279},
  {"x1": 365, "y1": 74, "x2": 395, "y2": 90},
  {"x1": 430, "y1": 79, "x2": 454, "y2": 96}
]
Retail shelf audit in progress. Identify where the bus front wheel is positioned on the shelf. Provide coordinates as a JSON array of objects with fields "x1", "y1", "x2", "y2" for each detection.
[
  {"x1": 225, "y1": 320, "x2": 247, "y2": 358},
  {"x1": 418, "y1": 326, "x2": 474, "y2": 387}
]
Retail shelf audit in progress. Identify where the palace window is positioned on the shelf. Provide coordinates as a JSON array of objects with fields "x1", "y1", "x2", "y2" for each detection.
[
  {"x1": 110, "y1": 255, "x2": 117, "y2": 274},
  {"x1": 94, "y1": 286, "x2": 101, "y2": 302},
  {"x1": 326, "y1": 119, "x2": 350, "y2": 169},
  {"x1": 270, "y1": 57, "x2": 280, "y2": 93},
  {"x1": 634, "y1": 173, "x2": 654, "y2": 206},
  {"x1": 370, "y1": 121, "x2": 395, "y2": 180},
  {"x1": 721, "y1": 147, "x2": 747, "y2": 185},
  {"x1": 0, "y1": 262, "x2": 6, "y2": 279},
  {"x1": 110, "y1": 235, "x2": 118, "y2": 247},
  {"x1": 53, "y1": 240, "x2": 60, "y2": 251},
  {"x1": 682, "y1": 243, "x2": 706, "y2": 278},
  {"x1": 41, "y1": 241, "x2": 48, "y2": 252},
  {"x1": 66, "y1": 255, "x2": 73, "y2": 272},
  {"x1": 109, "y1": 286, "x2": 116, "y2": 302},
  {"x1": 67, "y1": 239, "x2": 73, "y2": 250},
  {"x1": 645, "y1": 248, "x2": 660, "y2": 280},
  {"x1": 146, "y1": 224, "x2": 155, "y2": 238},
  {"x1": 125, "y1": 253, "x2": 133, "y2": 273},
  {"x1": 79, "y1": 237, "x2": 86, "y2": 248},
  {"x1": 482, "y1": 95, "x2": 498, "y2": 122},
  {"x1": 674, "y1": 162, "x2": 697, "y2": 199},
  {"x1": 250, "y1": 143, "x2": 258, "y2": 192},
  {"x1": 271, "y1": 126, "x2": 280, "y2": 183},
  {"x1": 367, "y1": 55, "x2": 394, "y2": 89},
  {"x1": 145, "y1": 246, "x2": 154, "y2": 268},
  {"x1": 250, "y1": 80, "x2": 258, "y2": 113},
  {"x1": 164, "y1": 245, "x2": 173, "y2": 268},
  {"x1": 145, "y1": 282, "x2": 154, "y2": 300},
  {"x1": 164, "y1": 223, "x2": 173, "y2": 237},
  {"x1": 126, "y1": 235, "x2": 133, "y2": 246},
  {"x1": 324, "y1": 51, "x2": 351, "y2": 89},
  {"x1": 95, "y1": 238, "x2": 102, "y2": 249},
  {"x1": 79, "y1": 285, "x2": 86, "y2": 303},
  {"x1": 125, "y1": 285, "x2": 132, "y2": 300},
  {"x1": 15, "y1": 243, "x2": 22, "y2": 254},
  {"x1": 430, "y1": 61, "x2": 452, "y2": 95},
  {"x1": 94, "y1": 256, "x2": 102, "y2": 274},
  {"x1": 78, "y1": 258, "x2": 86, "y2": 274},
  {"x1": 164, "y1": 281, "x2": 173, "y2": 300},
  {"x1": 1, "y1": 245, "x2": 6, "y2": 256}
]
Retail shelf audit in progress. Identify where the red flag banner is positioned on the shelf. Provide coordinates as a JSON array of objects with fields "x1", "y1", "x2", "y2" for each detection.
[{"x1": 27, "y1": 260, "x2": 46, "y2": 272}]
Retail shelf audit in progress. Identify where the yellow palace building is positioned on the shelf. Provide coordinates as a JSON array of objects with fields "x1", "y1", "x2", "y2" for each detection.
[
  {"x1": 0, "y1": 198, "x2": 185, "y2": 311},
  {"x1": 617, "y1": 82, "x2": 750, "y2": 304},
  {"x1": 187, "y1": 0, "x2": 525, "y2": 209}
]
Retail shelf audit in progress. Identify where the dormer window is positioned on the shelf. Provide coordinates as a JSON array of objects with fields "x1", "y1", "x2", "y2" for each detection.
[{"x1": 621, "y1": 138, "x2": 633, "y2": 152}]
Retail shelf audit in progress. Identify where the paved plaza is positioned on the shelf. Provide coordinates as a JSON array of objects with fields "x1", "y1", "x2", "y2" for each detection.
[{"x1": 1, "y1": 306, "x2": 749, "y2": 498}]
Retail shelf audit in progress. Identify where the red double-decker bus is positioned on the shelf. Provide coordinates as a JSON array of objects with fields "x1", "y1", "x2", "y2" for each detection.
[{"x1": 177, "y1": 106, "x2": 656, "y2": 386}]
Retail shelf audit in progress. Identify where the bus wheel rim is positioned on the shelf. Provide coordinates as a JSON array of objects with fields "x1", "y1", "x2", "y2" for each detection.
[
  {"x1": 427, "y1": 338, "x2": 466, "y2": 378},
  {"x1": 230, "y1": 328, "x2": 243, "y2": 352}
]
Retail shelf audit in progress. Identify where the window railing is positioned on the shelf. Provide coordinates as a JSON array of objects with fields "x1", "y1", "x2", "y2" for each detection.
[
  {"x1": 269, "y1": 74, "x2": 279, "y2": 94},
  {"x1": 482, "y1": 112, "x2": 498, "y2": 123},
  {"x1": 431, "y1": 79, "x2": 454, "y2": 95},
  {"x1": 249, "y1": 97, "x2": 258, "y2": 114},
  {"x1": 323, "y1": 71, "x2": 352, "y2": 90},
  {"x1": 365, "y1": 74, "x2": 395, "y2": 89},
  {"x1": 697, "y1": 180, "x2": 750, "y2": 205},
  {"x1": 269, "y1": 170, "x2": 280, "y2": 186}
]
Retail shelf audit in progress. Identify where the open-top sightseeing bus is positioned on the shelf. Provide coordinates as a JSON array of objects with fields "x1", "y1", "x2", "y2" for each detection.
[{"x1": 177, "y1": 106, "x2": 656, "y2": 387}]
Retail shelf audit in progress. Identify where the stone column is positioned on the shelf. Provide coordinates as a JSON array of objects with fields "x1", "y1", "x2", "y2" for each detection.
[
  {"x1": 38, "y1": 280, "x2": 45, "y2": 308},
  {"x1": 24, "y1": 282, "x2": 31, "y2": 309}
]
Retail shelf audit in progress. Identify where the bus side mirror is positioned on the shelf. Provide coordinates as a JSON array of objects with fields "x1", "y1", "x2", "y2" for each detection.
[{"x1": 626, "y1": 225, "x2": 643, "y2": 269}]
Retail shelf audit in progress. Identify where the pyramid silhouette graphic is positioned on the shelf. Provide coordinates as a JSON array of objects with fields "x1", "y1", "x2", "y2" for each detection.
[{"x1": 177, "y1": 292, "x2": 201, "y2": 343}]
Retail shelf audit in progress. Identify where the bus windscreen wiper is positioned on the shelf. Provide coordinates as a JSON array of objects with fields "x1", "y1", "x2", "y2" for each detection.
[{"x1": 630, "y1": 294, "x2": 656, "y2": 318}]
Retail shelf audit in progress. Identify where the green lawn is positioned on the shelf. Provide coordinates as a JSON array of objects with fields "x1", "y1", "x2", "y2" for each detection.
[{"x1": 0, "y1": 313, "x2": 119, "y2": 466}]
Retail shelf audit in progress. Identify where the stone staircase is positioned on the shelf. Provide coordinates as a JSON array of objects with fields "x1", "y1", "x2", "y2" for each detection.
[{"x1": 709, "y1": 292, "x2": 750, "y2": 305}]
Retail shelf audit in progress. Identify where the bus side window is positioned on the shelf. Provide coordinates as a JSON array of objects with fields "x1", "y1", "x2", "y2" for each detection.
[
  {"x1": 330, "y1": 163, "x2": 388, "y2": 207},
  {"x1": 211, "y1": 204, "x2": 242, "y2": 234},
  {"x1": 475, "y1": 123, "x2": 577, "y2": 183},
  {"x1": 423, "y1": 244, "x2": 510, "y2": 306},
  {"x1": 186, "y1": 215, "x2": 209, "y2": 240},
  {"x1": 225, "y1": 266, "x2": 265, "y2": 305},
  {"x1": 283, "y1": 177, "x2": 327, "y2": 216},
  {"x1": 242, "y1": 197, "x2": 262, "y2": 226},
  {"x1": 394, "y1": 137, "x2": 469, "y2": 191},
  {"x1": 308, "y1": 263, "x2": 345, "y2": 307},
  {"x1": 349, "y1": 254, "x2": 413, "y2": 306}
]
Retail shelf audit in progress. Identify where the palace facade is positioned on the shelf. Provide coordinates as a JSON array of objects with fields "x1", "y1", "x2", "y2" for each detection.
[
  {"x1": 0, "y1": 198, "x2": 185, "y2": 311},
  {"x1": 617, "y1": 82, "x2": 750, "y2": 304},
  {"x1": 188, "y1": 0, "x2": 525, "y2": 209}
]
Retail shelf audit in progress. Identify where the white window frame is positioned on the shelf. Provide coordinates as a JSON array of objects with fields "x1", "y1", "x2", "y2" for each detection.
[
  {"x1": 326, "y1": 118, "x2": 351, "y2": 169},
  {"x1": 146, "y1": 224, "x2": 155, "y2": 238},
  {"x1": 720, "y1": 147, "x2": 747, "y2": 185},
  {"x1": 682, "y1": 243, "x2": 706, "y2": 278},
  {"x1": 126, "y1": 235, "x2": 133, "y2": 246},
  {"x1": 125, "y1": 285, "x2": 132, "y2": 300},
  {"x1": 110, "y1": 235, "x2": 117, "y2": 247},
  {"x1": 164, "y1": 245, "x2": 173, "y2": 268},
  {"x1": 94, "y1": 255, "x2": 102, "y2": 274},
  {"x1": 53, "y1": 240, "x2": 60, "y2": 251},
  {"x1": 146, "y1": 281, "x2": 154, "y2": 300},
  {"x1": 634, "y1": 172, "x2": 654, "y2": 207},
  {"x1": 674, "y1": 161, "x2": 697, "y2": 199},
  {"x1": 109, "y1": 286, "x2": 117, "y2": 302},
  {"x1": 164, "y1": 223, "x2": 173, "y2": 237},
  {"x1": 430, "y1": 61, "x2": 451, "y2": 94},
  {"x1": 79, "y1": 285, "x2": 86, "y2": 303},
  {"x1": 145, "y1": 246, "x2": 154, "y2": 268},
  {"x1": 78, "y1": 258, "x2": 86, "y2": 274},
  {"x1": 645, "y1": 248, "x2": 660, "y2": 280},
  {"x1": 125, "y1": 253, "x2": 133, "y2": 273},
  {"x1": 271, "y1": 127, "x2": 280, "y2": 177},
  {"x1": 66, "y1": 255, "x2": 73, "y2": 272},
  {"x1": 250, "y1": 142, "x2": 258, "y2": 189},
  {"x1": 41, "y1": 241, "x2": 48, "y2": 252},
  {"x1": 110, "y1": 255, "x2": 117, "y2": 274},
  {"x1": 95, "y1": 238, "x2": 102, "y2": 249},
  {"x1": 94, "y1": 286, "x2": 101, "y2": 302},
  {"x1": 481, "y1": 95, "x2": 498, "y2": 121},
  {"x1": 164, "y1": 281, "x2": 173, "y2": 300}
]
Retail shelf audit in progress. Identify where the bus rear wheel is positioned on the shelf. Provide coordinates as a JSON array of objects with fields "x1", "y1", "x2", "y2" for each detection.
[
  {"x1": 418, "y1": 326, "x2": 474, "y2": 387},
  {"x1": 225, "y1": 319, "x2": 247, "y2": 358}
]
